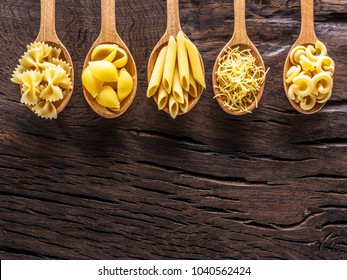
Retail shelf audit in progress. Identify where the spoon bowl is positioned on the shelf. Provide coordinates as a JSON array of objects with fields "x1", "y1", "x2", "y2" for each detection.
[
  {"x1": 82, "y1": 0, "x2": 137, "y2": 119},
  {"x1": 34, "y1": 0, "x2": 74, "y2": 114},
  {"x1": 283, "y1": 0, "x2": 323, "y2": 114},
  {"x1": 212, "y1": 0, "x2": 266, "y2": 115},
  {"x1": 147, "y1": 0, "x2": 204, "y2": 116}
]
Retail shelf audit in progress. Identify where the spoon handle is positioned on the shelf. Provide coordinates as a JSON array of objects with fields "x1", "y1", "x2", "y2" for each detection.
[
  {"x1": 232, "y1": 0, "x2": 248, "y2": 43},
  {"x1": 299, "y1": 0, "x2": 317, "y2": 41},
  {"x1": 37, "y1": 0, "x2": 57, "y2": 42},
  {"x1": 99, "y1": 0, "x2": 117, "y2": 40},
  {"x1": 166, "y1": 0, "x2": 181, "y2": 35}
]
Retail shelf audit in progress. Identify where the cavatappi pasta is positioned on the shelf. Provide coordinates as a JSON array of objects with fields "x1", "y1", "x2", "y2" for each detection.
[
  {"x1": 82, "y1": 44, "x2": 133, "y2": 112},
  {"x1": 147, "y1": 31, "x2": 205, "y2": 119},
  {"x1": 214, "y1": 47, "x2": 267, "y2": 113},
  {"x1": 11, "y1": 42, "x2": 72, "y2": 119},
  {"x1": 285, "y1": 40, "x2": 334, "y2": 111}
]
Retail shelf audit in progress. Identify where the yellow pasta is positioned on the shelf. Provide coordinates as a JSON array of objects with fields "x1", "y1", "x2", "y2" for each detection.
[
  {"x1": 147, "y1": 33, "x2": 205, "y2": 118},
  {"x1": 32, "y1": 100, "x2": 58, "y2": 119},
  {"x1": 82, "y1": 66, "x2": 103, "y2": 98},
  {"x1": 91, "y1": 44, "x2": 118, "y2": 61},
  {"x1": 117, "y1": 68, "x2": 133, "y2": 102},
  {"x1": 179, "y1": 91, "x2": 189, "y2": 113},
  {"x1": 172, "y1": 65, "x2": 184, "y2": 104},
  {"x1": 96, "y1": 85, "x2": 120, "y2": 110},
  {"x1": 214, "y1": 47, "x2": 267, "y2": 113},
  {"x1": 11, "y1": 42, "x2": 72, "y2": 119},
  {"x1": 113, "y1": 47, "x2": 128, "y2": 68},
  {"x1": 157, "y1": 84, "x2": 168, "y2": 110},
  {"x1": 168, "y1": 95, "x2": 179, "y2": 119},
  {"x1": 285, "y1": 40, "x2": 335, "y2": 110},
  {"x1": 147, "y1": 46, "x2": 167, "y2": 97},
  {"x1": 177, "y1": 31, "x2": 189, "y2": 91},
  {"x1": 188, "y1": 65, "x2": 198, "y2": 98},
  {"x1": 162, "y1": 36, "x2": 177, "y2": 93},
  {"x1": 185, "y1": 38, "x2": 206, "y2": 88},
  {"x1": 81, "y1": 43, "x2": 134, "y2": 112},
  {"x1": 290, "y1": 45, "x2": 306, "y2": 65},
  {"x1": 292, "y1": 75, "x2": 313, "y2": 97},
  {"x1": 89, "y1": 60, "x2": 119, "y2": 83}
]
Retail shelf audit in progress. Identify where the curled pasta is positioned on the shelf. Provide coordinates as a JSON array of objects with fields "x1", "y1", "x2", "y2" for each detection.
[
  {"x1": 312, "y1": 72, "x2": 333, "y2": 94},
  {"x1": 285, "y1": 40, "x2": 334, "y2": 111},
  {"x1": 300, "y1": 93, "x2": 316, "y2": 111},
  {"x1": 316, "y1": 56, "x2": 335, "y2": 74},
  {"x1": 285, "y1": 65, "x2": 301, "y2": 84},
  {"x1": 292, "y1": 75, "x2": 313, "y2": 97},
  {"x1": 290, "y1": 45, "x2": 306, "y2": 65}
]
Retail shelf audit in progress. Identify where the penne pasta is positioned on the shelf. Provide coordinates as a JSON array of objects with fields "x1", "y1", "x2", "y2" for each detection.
[
  {"x1": 172, "y1": 65, "x2": 184, "y2": 104},
  {"x1": 168, "y1": 95, "x2": 179, "y2": 119},
  {"x1": 188, "y1": 65, "x2": 198, "y2": 98},
  {"x1": 157, "y1": 84, "x2": 168, "y2": 110},
  {"x1": 185, "y1": 38, "x2": 206, "y2": 88},
  {"x1": 177, "y1": 31, "x2": 190, "y2": 91},
  {"x1": 179, "y1": 91, "x2": 189, "y2": 113},
  {"x1": 162, "y1": 36, "x2": 177, "y2": 93},
  {"x1": 147, "y1": 46, "x2": 167, "y2": 97}
]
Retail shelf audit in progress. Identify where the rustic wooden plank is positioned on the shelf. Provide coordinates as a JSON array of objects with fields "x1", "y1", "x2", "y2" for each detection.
[{"x1": 0, "y1": 0, "x2": 346, "y2": 260}]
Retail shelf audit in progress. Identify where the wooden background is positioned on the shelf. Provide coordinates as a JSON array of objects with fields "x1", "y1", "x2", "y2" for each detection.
[{"x1": 0, "y1": 0, "x2": 346, "y2": 259}]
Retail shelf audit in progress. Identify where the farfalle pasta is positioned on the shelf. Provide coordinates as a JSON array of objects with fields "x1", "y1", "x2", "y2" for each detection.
[
  {"x1": 11, "y1": 42, "x2": 72, "y2": 119},
  {"x1": 147, "y1": 31, "x2": 206, "y2": 119},
  {"x1": 285, "y1": 40, "x2": 334, "y2": 111},
  {"x1": 82, "y1": 44, "x2": 134, "y2": 112}
]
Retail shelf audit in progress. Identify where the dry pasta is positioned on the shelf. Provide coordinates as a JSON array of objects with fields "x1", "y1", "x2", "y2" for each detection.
[
  {"x1": 285, "y1": 40, "x2": 334, "y2": 111},
  {"x1": 177, "y1": 31, "x2": 190, "y2": 91},
  {"x1": 162, "y1": 36, "x2": 177, "y2": 93},
  {"x1": 147, "y1": 32, "x2": 205, "y2": 118},
  {"x1": 147, "y1": 46, "x2": 167, "y2": 97},
  {"x1": 11, "y1": 42, "x2": 72, "y2": 119},
  {"x1": 214, "y1": 47, "x2": 268, "y2": 113},
  {"x1": 81, "y1": 43, "x2": 134, "y2": 112}
]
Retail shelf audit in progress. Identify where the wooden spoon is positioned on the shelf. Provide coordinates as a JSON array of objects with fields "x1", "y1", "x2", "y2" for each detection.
[
  {"x1": 283, "y1": 0, "x2": 322, "y2": 114},
  {"x1": 35, "y1": 0, "x2": 74, "y2": 114},
  {"x1": 82, "y1": 0, "x2": 137, "y2": 119},
  {"x1": 147, "y1": 0, "x2": 204, "y2": 116},
  {"x1": 212, "y1": 0, "x2": 266, "y2": 115}
]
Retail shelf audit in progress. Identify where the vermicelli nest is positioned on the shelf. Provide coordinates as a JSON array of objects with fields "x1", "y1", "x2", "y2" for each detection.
[{"x1": 215, "y1": 47, "x2": 267, "y2": 113}]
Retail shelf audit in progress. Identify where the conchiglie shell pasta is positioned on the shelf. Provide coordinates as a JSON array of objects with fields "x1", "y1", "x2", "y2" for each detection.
[
  {"x1": 113, "y1": 48, "x2": 128, "y2": 68},
  {"x1": 96, "y1": 85, "x2": 120, "y2": 110},
  {"x1": 117, "y1": 68, "x2": 133, "y2": 102},
  {"x1": 82, "y1": 66, "x2": 103, "y2": 98},
  {"x1": 91, "y1": 44, "x2": 118, "y2": 61},
  {"x1": 89, "y1": 61, "x2": 118, "y2": 83}
]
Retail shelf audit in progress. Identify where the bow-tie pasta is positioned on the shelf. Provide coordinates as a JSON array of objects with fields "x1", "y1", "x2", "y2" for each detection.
[
  {"x1": 285, "y1": 40, "x2": 334, "y2": 111},
  {"x1": 11, "y1": 42, "x2": 72, "y2": 119},
  {"x1": 82, "y1": 44, "x2": 134, "y2": 113}
]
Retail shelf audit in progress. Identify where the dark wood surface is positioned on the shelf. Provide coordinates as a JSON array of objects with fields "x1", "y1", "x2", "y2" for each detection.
[{"x1": 0, "y1": 0, "x2": 346, "y2": 260}]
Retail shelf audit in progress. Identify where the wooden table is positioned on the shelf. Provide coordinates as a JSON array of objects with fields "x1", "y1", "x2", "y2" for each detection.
[{"x1": 1, "y1": 0, "x2": 346, "y2": 259}]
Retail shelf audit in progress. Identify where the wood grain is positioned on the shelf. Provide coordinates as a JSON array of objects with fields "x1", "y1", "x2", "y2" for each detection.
[{"x1": 0, "y1": 0, "x2": 346, "y2": 259}]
